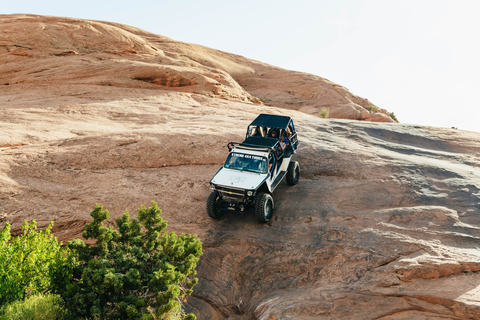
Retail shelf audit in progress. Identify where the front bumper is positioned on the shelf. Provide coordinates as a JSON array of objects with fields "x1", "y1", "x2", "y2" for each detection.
[{"x1": 212, "y1": 185, "x2": 257, "y2": 211}]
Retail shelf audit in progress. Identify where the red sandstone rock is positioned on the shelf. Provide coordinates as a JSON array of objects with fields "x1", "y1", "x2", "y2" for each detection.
[{"x1": 1, "y1": 14, "x2": 480, "y2": 319}]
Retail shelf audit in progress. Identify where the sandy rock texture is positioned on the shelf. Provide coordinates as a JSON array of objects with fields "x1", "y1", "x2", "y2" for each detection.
[
  {"x1": 1, "y1": 14, "x2": 480, "y2": 319},
  {"x1": 0, "y1": 14, "x2": 395, "y2": 121}
]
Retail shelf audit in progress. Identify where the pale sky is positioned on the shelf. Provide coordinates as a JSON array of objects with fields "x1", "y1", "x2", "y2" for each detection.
[{"x1": 4, "y1": 0, "x2": 480, "y2": 133}]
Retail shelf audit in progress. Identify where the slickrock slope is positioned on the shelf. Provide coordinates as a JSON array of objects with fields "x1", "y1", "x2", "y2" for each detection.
[
  {"x1": 0, "y1": 14, "x2": 394, "y2": 122},
  {"x1": 1, "y1": 14, "x2": 480, "y2": 319}
]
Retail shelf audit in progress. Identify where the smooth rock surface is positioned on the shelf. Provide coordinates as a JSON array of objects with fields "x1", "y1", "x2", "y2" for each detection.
[{"x1": 1, "y1": 14, "x2": 480, "y2": 319}]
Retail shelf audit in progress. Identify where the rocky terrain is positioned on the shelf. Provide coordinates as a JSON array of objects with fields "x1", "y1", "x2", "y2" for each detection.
[{"x1": 1, "y1": 14, "x2": 480, "y2": 319}]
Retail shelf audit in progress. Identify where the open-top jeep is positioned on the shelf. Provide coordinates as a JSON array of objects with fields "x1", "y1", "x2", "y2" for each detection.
[{"x1": 207, "y1": 114, "x2": 299, "y2": 223}]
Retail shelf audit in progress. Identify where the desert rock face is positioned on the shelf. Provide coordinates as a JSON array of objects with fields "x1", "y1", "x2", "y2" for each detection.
[
  {"x1": 0, "y1": 14, "x2": 394, "y2": 121},
  {"x1": 1, "y1": 14, "x2": 480, "y2": 319}
]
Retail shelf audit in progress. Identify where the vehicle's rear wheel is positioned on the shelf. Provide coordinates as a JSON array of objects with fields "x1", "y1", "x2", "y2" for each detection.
[
  {"x1": 207, "y1": 191, "x2": 224, "y2": 219},
  {"x1": 255, "y1": 192, "x2": 274, "y2": 223},
  {"x1": 286, "y1": 161, "x2": 300, "y2": 186}
]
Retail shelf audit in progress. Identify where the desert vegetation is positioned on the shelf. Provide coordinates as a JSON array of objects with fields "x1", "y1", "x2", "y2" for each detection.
[
  {"x1": 319, "y1": 107, "x2": 330, "y2": 118},
  {"x1": 0, "y1": 202, "x2": 202, "y2": 320}
]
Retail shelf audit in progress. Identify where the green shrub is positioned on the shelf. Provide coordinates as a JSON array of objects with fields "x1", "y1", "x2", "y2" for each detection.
[
  {"x1": 63, "y1": 201, "x2": 202, "y2": 320},
  {"x1": 390, "y1": 112, "x2": 398, "y2": 121},
  {"x1": 319, "y1": 107, "x2": 330, "y2": 118},
  {"x1": 0, "y1": 293, "x2": 66, "y2": 320},
  {"x1": 0, "y1": 220, "x2": 77, "y2": 306}
]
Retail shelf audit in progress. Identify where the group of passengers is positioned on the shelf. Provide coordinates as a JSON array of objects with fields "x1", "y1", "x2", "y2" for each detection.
[{"x1": 249, "y1": 125, "x2": 293, "y2": 151}]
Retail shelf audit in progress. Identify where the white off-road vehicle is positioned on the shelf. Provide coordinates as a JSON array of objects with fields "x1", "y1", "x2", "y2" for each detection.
[{"x1": 207, "y1": 114, "x2": 299, "y2": 223}]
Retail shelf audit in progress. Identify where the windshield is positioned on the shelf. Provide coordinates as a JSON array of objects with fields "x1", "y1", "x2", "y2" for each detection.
[{"x1": 224, "y1": 152, "x2": 268, "y2": 174}]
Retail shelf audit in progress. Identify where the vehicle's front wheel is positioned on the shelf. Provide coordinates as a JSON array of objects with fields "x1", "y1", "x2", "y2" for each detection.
[
  {"x1": 286, "y1": 161, "x2": 300, "y2": 185},
  {"x1": 206, "y1": 191, "x2": 224, "y2": 219},
  {"x1": 255, "y1": 192, "x2": 274, "y2": 223}
]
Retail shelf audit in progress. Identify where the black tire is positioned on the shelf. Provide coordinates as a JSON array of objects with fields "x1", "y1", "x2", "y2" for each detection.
[
  {"x1": 255, "y1": 192, "x2": 274, "y2": 223},
  {"x1": 286, "y1": 161, "x2": 300, "y2": 186},
  {"x1": 206, "y1": 191, "x2": 224, "y2": 219}
]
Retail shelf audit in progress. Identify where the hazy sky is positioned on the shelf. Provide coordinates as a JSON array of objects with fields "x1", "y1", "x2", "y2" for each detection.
[{"x1": 4, "y1": 0, "x2": 480, "y2": 132}]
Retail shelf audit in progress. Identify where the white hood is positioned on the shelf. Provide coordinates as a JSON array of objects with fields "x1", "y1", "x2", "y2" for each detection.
[{"x1": 211, "y1": 168, "x2": 267, "y2": 190}]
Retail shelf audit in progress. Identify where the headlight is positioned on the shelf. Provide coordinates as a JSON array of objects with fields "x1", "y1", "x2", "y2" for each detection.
[{"x1": 247, "y1": 191, "x2": 253, "y2": 197}]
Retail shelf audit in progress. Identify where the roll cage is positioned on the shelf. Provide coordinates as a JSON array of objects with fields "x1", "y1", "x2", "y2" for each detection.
[{"x1": 243, "y1": 114, "x2": 298, "y2": 158}]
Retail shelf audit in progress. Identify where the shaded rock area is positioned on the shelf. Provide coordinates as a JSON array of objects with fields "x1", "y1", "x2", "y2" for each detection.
[{"x1": 1, "y1": 14, "x2": 480, "y2": 319}]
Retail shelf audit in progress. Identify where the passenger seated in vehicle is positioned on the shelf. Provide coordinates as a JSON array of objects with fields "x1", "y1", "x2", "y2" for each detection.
[
  {"x1": 269, "y1": 129, "x2": 287, "y2": 151},
  {"x1": 280, "y1": 133, "x2": 287, "y2": 150},
  {"x1": 227, "y1": 155, "x2": 246, "y2": 169},
  {"x1": 268, "y1": 157, "x2": 275, "y2": 173},
  {"x1": 258, "y1": 161, "x2": 268, "y2": 173},
  {"x1": 286, "y1": 125, "x2": 293, "y2": 138},
  {"x1": 251, "y1": 126, "x2": 265, "y2": 137},
  {"x1": 268, "y1": 128, "x2": 280, "y2": 139}
]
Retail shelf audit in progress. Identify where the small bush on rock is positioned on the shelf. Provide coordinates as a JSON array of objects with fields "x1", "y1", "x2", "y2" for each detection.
[
  {"x1": 319, "y1": 107, "x2": 330, "y2": 118},
  {"x1": 63, "y1": 201, "x2": 202, "y2": 320},
  {"x1": 0, "y1": 220, "x2": 77, "y2": 306},
  {"x1": 390, "y1": 112, "x2": 398, "y2": 121}
]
